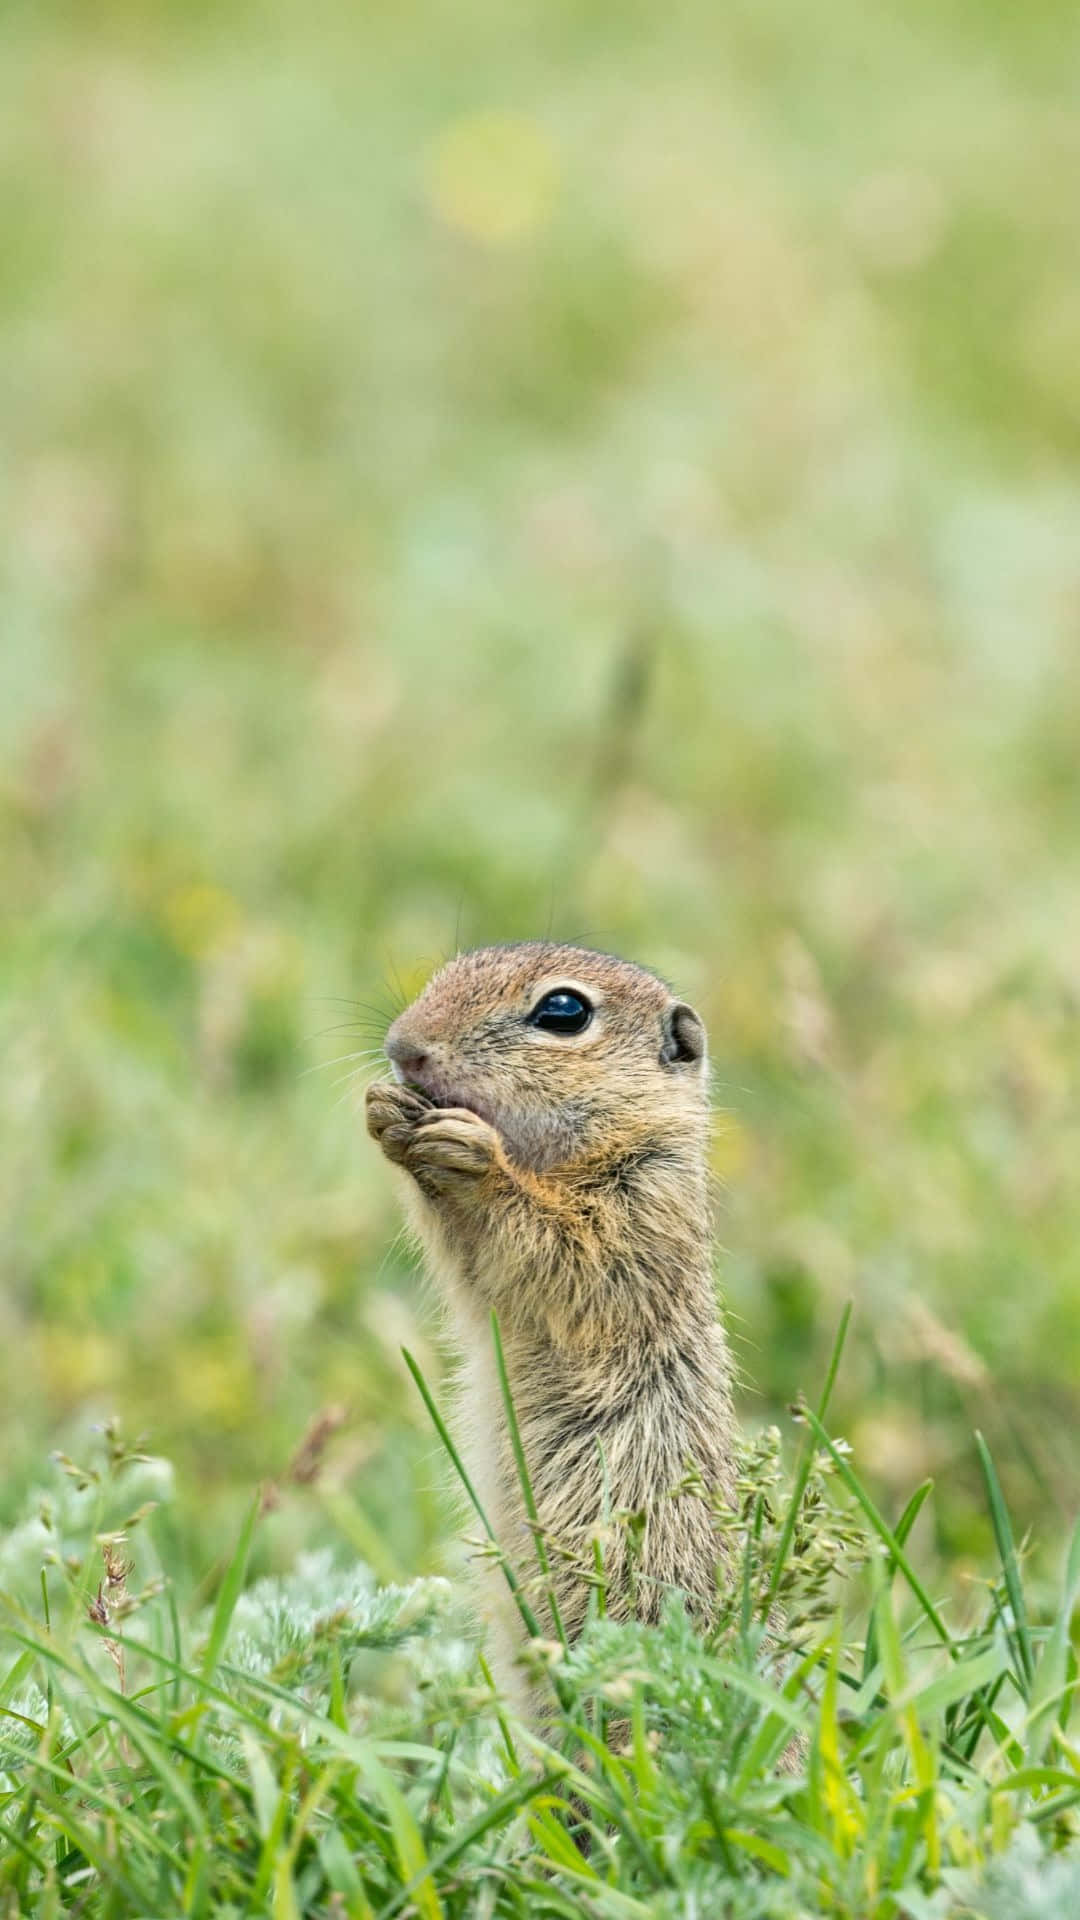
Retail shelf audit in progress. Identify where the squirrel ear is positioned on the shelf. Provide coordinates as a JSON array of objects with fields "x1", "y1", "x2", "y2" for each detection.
[{"x1": 660, "y1": 1002, "x2": 706, "y2": 1068}]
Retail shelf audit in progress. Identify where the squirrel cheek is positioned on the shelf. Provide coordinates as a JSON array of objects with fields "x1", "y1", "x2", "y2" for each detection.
[{"x1": 503, "y1": 1105, "x2": 588, "y2": 1174}]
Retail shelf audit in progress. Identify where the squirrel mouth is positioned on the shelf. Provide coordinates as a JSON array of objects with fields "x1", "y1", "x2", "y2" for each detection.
[{"x1": 403, "y1": 1075, "x2": 493, "y2": 1130}]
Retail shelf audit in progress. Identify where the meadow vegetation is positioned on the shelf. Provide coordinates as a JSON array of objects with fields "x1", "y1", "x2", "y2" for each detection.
[
  {"x1": 3, "y1": 1330, "x2": 1080, "y2": 1915},
  {"x1": 2, "y1": 0, "x2": 1080, "y2": 1908}
]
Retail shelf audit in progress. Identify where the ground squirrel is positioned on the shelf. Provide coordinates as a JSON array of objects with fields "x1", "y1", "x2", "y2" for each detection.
[{"x1": 365, "y1": 942, "x2": 736, "y2": 1697}]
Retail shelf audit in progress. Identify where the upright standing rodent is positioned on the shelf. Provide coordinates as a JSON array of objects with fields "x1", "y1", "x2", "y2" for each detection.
[{"x1": 365, "y1": 942, "x2": 736, "y2": 1695}]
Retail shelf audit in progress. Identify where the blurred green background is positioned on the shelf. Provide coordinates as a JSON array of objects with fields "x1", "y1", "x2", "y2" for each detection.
[{"x1": 3, "y1": 0, "x2": 1080, "y2": 1598}]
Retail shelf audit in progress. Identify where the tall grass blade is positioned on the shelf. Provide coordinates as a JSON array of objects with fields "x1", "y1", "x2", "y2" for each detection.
[
  {"x1": 861, "y1": 1479, "x2": 934, "y2": 1683},
  {"x1": 975, "y1": 1430, "x2": 1034, "y2": 1692},
  {"x1": 799, "y1": 1406, "x2": 954, "y2": 1655},
  {"x1": 1026, "y1": 1510, "x2": 1080, "y2": 1764},
  {"x1": 401, "y1": 1345, "x2": 544, "y2": 1644},
  {"x1": 767, "y1": 1301, "x2": 852, "y2": 1611},
  {"x1": 872, "y1": 1558, "x2": 938, "y2": 1876},
  {"x1": 200, "y1": 1492, "x2": 259, "y2": 1684},
  {"x1": 490, "y1": 1309, "x2": 569, "y2": 1650}
]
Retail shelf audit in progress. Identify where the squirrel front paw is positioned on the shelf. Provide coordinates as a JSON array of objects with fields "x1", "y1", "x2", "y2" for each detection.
[
  {"x1": 366, "y1": 1085, "x2": 504, "y2": 1196},
  {"x1": 404, "y1": 1108, "x2": 504, "y2": 1196},
  {"x1": 365, "y1": 1081, "x2": 433, "y2": 1166}
]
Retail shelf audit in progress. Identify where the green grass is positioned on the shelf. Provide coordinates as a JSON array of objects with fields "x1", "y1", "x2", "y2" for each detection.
[{"x1": 2, "y1": 1337, "x2": 1080, "y2": 1917}]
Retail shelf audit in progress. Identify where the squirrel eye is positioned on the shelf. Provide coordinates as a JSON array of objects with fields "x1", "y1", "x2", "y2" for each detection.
[{"x1": 528, "y1": 989, "x2": 592, "y2": 1036}]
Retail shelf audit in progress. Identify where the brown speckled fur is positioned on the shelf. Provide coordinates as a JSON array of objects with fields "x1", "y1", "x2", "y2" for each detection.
[{"x1": 365, "y1": 942, "x2": 735, "y2": 1705}]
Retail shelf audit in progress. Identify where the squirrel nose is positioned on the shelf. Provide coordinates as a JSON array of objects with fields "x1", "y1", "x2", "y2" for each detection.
[{"x1": 385, "y1": 1026, "x2": 430, "y2": 1083}]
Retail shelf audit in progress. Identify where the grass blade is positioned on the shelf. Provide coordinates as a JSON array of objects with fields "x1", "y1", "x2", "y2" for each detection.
[
  {"x1": 799, "y1": 1405, "x2": 955, "y2": 1656},
  {"x1": 490, "y1": 1309, "x2": 569, "y2": 1649},
  {"x1": 861, "y1": 1479, "x2": 934, "y2": 1684},
  {"x1": 766, "y1": 1302, "x2": 852, "y2": 1612},
  {"x1": 1026, "y1": 1511, "x2": 1080, "y2": 1764},
  {"x1": 401, "y1": 1345, "x2": 545, "y2": 1647},
  {"x1": 975, "y1": 1430, "x2": 1034, "y2": 1692},
  {"x1": 200, "y1": 1493, "x2": 260, "y2": 1685},
  {"x1": 359, "y1": 1752, "x2": 444, "y2": 1920}
]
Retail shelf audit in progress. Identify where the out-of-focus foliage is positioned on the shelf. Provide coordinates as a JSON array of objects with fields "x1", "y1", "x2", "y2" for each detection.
[{"x1": 2, "y1": 0, "x2": 1080, "y2": 1590}]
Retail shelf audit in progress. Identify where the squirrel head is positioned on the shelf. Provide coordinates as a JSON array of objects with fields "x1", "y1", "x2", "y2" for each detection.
[{"x1": 383, "y1": 942, "x2": 708, "y2": 1173}]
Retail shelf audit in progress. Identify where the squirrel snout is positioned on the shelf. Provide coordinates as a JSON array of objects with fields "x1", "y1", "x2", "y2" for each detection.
[{"x1": 385, "y1": 1025, "x2": 431, "y2": 1085}]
